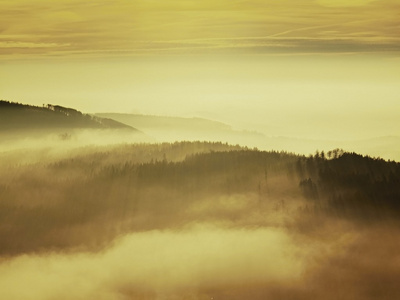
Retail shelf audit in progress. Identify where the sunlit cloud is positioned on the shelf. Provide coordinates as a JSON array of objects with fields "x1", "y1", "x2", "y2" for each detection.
[
  {"x1": 1, "y1": 0, "x2": 398, "y2": 58},
  {"x1": 316, "y1": 0, "x2": 378, "y2": 7},
  {"x1": 0, "y1": 42, "x2": 70, "y2": 48}
]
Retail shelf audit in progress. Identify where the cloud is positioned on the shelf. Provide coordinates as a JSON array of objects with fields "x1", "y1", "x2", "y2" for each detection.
[
  {"x1": 0, "y1": 41, "x2": 70, "y2": 48},
  {"x1": 1, "y1": 0, "x2": 399, "y2": 58},
  {"x1": 316, "y1": 0, "x2": 377, "y2": 7}
]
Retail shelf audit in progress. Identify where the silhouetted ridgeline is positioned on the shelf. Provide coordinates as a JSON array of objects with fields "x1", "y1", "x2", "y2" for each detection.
[
  {"x1": 0, "y1": 100, "x2": 134, "y2": 131},
  {"x1": 297, "y1": 150, "x2": 400, "y2": 219},
  {"x1": 0, "y1": 142, "x2": 399, "y2": 256}
]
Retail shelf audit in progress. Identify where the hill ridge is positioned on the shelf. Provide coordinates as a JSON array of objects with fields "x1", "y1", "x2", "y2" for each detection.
[{"x1": 0, "y1": 100, "x2": 136, "y2": 131}]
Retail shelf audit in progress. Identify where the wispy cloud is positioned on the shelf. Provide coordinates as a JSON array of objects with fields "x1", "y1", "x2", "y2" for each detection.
[
  {"x1": 1, "y1": 0, "x2": 399, "y2": 58},
  {"x1": 0, "y1": 41, "x2": 70, "y2": 48},
  {"x1": 316, "y1": 0, "x2": 378, "y2": 7}
]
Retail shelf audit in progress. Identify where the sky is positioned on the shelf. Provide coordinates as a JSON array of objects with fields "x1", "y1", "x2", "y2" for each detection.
[
  {"x1": 1, "y1": 0, "x2": 400, "y2": 57},
  {"x1": 1, "y1": 0, "x2": 400, "y2": 140}
]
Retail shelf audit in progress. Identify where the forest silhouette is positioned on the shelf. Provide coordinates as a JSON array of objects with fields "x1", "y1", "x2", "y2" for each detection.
[{"x1": 0, "y1": 100, "x2": 134, "y2": 131}]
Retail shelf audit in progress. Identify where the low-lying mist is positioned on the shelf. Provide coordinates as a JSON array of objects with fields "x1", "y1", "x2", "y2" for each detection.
[
  {"x1": 0, "y1": 226, "x2": 304, "y2": 299},
  {"x1": 96, "y1": 112, "x2": 400, "y2": 161},
  {"x1": 0, "y1": 141, "x2": 399, "y2": 299},
  {"x1": 2, "y1": 118, "x2": 400, "y2": 164},
  {"x1": 0, "y1": 128, "x2": 152, "y2": 164},
  {"x1": 1, "y1": 220, "x2": 399, "y2": 300}
]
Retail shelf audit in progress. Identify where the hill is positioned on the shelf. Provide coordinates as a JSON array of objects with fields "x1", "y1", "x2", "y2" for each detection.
[
  {"x1": 0, "y1": 100, "x2": 135, "y2": 132},
  {"x1": 1, "y1": 142, "x2": 399, "y2": 256},
  {"x1": 96, "y1": 112, "x2": 266, "y2": 147}
]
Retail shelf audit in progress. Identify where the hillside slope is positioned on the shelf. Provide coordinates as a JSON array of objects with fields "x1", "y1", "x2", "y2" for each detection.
[
  {"x1": 1, "y1": 143, "x2": 399, "y2": 257},
  {"x1": 0, "y1": 101, "x2": 135, "y2": 131}
]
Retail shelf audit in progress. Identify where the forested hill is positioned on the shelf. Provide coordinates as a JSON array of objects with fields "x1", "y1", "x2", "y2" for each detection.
[
  {"x1": 0, "y1": 100, "x2": 135, "y2": 131},
  {"x1": 0, "y1": 141, "x2": 400, "y2": 258},
  {"x1": 295, "y1": 150, "x2": 400, "y2": 219}
]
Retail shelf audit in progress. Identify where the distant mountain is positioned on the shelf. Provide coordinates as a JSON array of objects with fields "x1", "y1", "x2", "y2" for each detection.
[
  {"x1": 96, "y1": 113, "x2": 233, "y2": 131},
  {"x1": 0, "y1": 100, "x2": 135, "y2": 131},
  {"x1": 96, "y1": 113, "x2": 266, "y2": 147}
]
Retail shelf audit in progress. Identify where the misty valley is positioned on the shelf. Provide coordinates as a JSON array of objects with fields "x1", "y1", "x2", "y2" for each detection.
[
  {"x1": 0, "y1": 101, "x2": 400, "y2": 299},
  {"x1": 3, "y1": 0, "x2": 400, "y2": 298}
]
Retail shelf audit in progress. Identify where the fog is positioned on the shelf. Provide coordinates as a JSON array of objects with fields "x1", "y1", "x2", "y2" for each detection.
[
  {"x1": 1, "y1": 119, "x2": 400, "y2": 164},
  {"x1": 0, "y1": 129, "x2": 151, "y2": 165},
  {"x1": 3, "y1": 0, "x2": 400, "y2": 297},
  {"x1": 0, "y1": 219, "x2": 399, "y2": 300},
  {"x1": 3, "y1": 54, "x2": 400, "y2": 161},
  {"x1": 2, "y1": 56, "x2": 400, "y2": 142},
  {"x1": 0, "y1": 226, "x2": 304, "y2": 299},
  {"x1": 1, "y1": 141, "x2": 399, "y2": 299}
]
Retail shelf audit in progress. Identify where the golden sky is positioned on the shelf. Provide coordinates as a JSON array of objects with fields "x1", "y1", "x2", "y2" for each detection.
[{"x1": 1, "y1": 0, "x2": 399, "y2": 58}]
